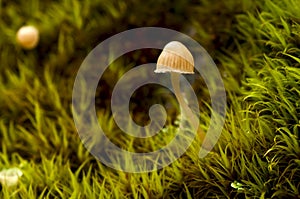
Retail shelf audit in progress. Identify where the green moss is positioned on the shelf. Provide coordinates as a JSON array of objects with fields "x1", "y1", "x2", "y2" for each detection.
[{"x1": 0, "y1": 0, "x2": 299, "y2": 198}]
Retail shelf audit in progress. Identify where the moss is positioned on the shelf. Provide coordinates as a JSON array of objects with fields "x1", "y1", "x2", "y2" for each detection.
[{"x1": 0, "y1": 0, "x2": 299, "y2": 198}]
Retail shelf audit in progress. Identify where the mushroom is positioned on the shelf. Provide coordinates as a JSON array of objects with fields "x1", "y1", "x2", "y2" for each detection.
[
  {"x1": 0, "y1": 168, "x2": 23, "y2": 187},
  {"x1": 16, "y1": 25, "x2": 39, "y2": 50},
  {"x1": 155, "y1": 41, "x2": 209, "y2": 148},
  {"x1": 155, "y1": 41, "x2": 194, "y2": 74}
]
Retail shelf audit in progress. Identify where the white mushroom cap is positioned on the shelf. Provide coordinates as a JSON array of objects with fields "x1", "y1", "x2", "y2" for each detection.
[
  {"x1": 16, "y1": 25, "x2": 39, "y2": 49},
  {"x1": 155, "y1": 41, "x2": 194, "y2": 74},
  {"x1": 0, "y1": 168, "x2": 23, "y2": 187}
]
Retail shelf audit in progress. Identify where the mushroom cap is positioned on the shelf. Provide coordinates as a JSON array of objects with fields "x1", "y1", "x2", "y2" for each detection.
[
  {"x1": 155, "y1": 41, "x2": 194, "y2": 74},
  {"x1": 0, "y1": 168, "x2": 23, "y2": 187},
  {"x1": 16, "y1": 25, "x2": 39, "y2": 49}
]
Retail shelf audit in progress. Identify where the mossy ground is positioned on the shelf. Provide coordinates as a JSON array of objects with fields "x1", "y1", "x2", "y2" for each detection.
[{"x1": 0, "y1": 0, "x2": 299, "y2": 198}]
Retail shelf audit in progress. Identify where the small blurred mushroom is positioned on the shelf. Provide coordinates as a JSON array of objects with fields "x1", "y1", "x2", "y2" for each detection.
[
  {"x1": 0, "y1": 168, "x2": 23, "y2": 187},
  {"x1": 16, "y1": 25, "x2": 39, "y2": 50}
]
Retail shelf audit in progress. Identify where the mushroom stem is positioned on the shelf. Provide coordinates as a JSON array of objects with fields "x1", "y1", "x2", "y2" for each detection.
[{"x1": 170, "y1": 72, "x2": 211, "y2": 150}]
